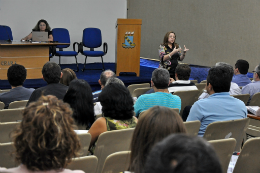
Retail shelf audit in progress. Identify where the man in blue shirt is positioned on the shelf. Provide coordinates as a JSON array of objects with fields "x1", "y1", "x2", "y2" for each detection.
[
  {"x1": 242, "y1": 64, "x2": 260, "y2": 105},
  {"x1": 187, "y1": 65, "x2": 247, "y2": 136},
  {"x1": 134, "y1": 68, "x2": 181, "y2": 117},
  {"x1": 232, "y1": 59, "x2": 251, "y2": 87}
]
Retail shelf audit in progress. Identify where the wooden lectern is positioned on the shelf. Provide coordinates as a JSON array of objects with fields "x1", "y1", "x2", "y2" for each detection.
[{"x1": 115, "y1": 19, "x2": 142, "y2": 76}]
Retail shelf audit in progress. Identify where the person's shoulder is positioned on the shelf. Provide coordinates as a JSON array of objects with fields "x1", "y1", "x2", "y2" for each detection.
[{"x1": 62, "y1": 169, "x2": 85, "y2": 173}]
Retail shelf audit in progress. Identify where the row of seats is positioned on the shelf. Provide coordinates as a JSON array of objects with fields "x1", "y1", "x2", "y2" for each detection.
[{"x1": 0, "y1": 100, "x2": 28, "y2": 110}]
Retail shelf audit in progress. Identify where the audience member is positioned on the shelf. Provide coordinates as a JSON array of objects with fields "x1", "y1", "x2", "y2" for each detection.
[
  {"x1": 88, "y1": 83, "x2": 137, "y2": 154},
  {"x1": 232, "y1": 59, "x2": 251, "y2": 86},
  {"x1": 60, "y1": 68, "x2": 77, "y2": 86},
  {"x1": 0, "y1": 64, "x2": 34, "y2": 109},
  {"x1": 145, "y1": 64, "x2": 197, "y2": 94},
  {"x1": 0, "y1": 95, "x2": 83, "y2": 173},
  {"x1": 93, "y1": 69, "x2": 116, "y2": 102},
  {"x1": 242, "y1": 64, "x2": 260, "y2": 105},
  {"x1": 63, "y1": 79, "x2": 94, "y2": 130},
  {"x1": 134, "y1": 68, "x2": 181, "y2": 117},
  {"x1": 187, "y1": 65, "x2": 247, "y2": 136},
  {"x1": 27, "y1": 62, "x2": 68, "y2": 106},
  {"x1": 129, "y1": 106, "x2": 186, "y2": 173},
  {"x1": 144, "y1": 134, "x2": 222, "y2": 173},
  {"x1": 198, "y1": 62, "x2": 241, "y2": 99}
]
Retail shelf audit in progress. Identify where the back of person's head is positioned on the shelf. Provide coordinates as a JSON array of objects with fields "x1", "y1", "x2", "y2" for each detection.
[
  {"x1": 215, "y1": 62, "x2": 234, "y2": 79},
  {"x1": 254, "y1": 64, "x2": 260, "y2": 80},
  {"x1": 12, "y1": 95, "x2": 80, "y2": 171},
  {"x1": 235, "y1": 59, "x2": 249, "y2": 74},
  {"x1": 60, "y1": 68, "x2": 77, "y2": 86},
  {"x1": 42, "y1": 62, "x2": 61, "y2": 84},
  {"x1": 175, "y1": 64, "x2": 191, "y2": 80},
  {"x1": 105, "y1": 77, "x2": 125, "y2": 86},
  {"x1": 152, "y1": 68, "x2": 170, "y2": 89},
  {"x1": 129, "y1": 106, "x2": 186, "y2": 173},
  {"x1": 100, "y1": 69, "x2": 116, "y2": 86},
  {"x1": 63, "y1": 79, "x2": 94, "y2": 128},
  {"x1": 207, "y1": 65, "x2": 232, "y2": 93},
  {"x1": 99, "y1": 83, "x2": 133, "y2": 120},
  {"x1": 144, "y1": 134, "x2": 222, "y2": 173},
  {"x1": 7, "y1": 64, "x2": 27, "y2": 87}
]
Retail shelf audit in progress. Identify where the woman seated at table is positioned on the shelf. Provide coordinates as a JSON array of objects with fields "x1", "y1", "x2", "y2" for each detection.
[
  {"x1": 22, "y1": 19, "x2": 53, "y2": 41},
  {"x1": 0, "y1": 95, "x2": 83, "y2": 173}
]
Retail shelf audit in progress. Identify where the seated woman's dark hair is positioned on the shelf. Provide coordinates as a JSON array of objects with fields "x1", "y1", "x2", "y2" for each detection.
[
  {"x1": 98, "y1": 83, "x2": 134, "y2": 120},
  {"x1": 12, "y1": 95, "x2": 80, "y2": 171},
  {"x1": 60, "y1": 68, "x2": 77, "y2": 86},
  {"x1": 144, "y1": 134, "x2": 222, "y2": 173},
  {"x1": 32, "y1": 19, "x2": 51, "y2": 31},
  {"x1": 63, "y1": 79, "x2": 94, "y2": 129},
  {"x1": 129, "y1": 106, "x2": 187, "y2": 173}
]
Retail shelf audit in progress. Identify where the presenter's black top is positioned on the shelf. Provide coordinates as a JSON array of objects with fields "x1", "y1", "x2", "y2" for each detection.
[
  {"x1": 26, "y1": 83, "x2": 68, "y2": 106},
  {"x1": 159, "y1": 44, "x2": 181, "y2": 78}
]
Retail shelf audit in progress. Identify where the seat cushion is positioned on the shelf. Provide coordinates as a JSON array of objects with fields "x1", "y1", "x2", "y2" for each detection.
[
  {"x1": 82, "y1": 51, "x2": 105, "y2": 56},
  {"x1": 55, "y1": 51, "x2": 78, "y2": 56}
]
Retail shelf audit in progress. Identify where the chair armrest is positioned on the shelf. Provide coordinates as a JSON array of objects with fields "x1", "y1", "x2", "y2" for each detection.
[
  {"x1": 103, "y1": 42, "x2": 108, "y2": 55},
  {"x1": 73, "y1": 42, "x2": 83, "y2": 53},
  {"x1": 52, "y1": 45, "x2": 56, "y2": 55}
]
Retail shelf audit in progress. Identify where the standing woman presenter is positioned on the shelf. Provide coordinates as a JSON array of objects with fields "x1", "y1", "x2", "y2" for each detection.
[
  {"x1": 22, "y1": 19, "x2": 53, "y2": 41},
  {"x1": 159, "y1": 31, "x2": 189, "y2": 79}
]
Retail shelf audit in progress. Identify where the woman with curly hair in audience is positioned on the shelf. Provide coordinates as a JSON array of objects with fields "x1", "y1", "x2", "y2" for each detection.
[
  {"x1": 128, "y1": 106, "x2": 187, "y2": 173},
  {"x1": 88, "y1": 83, "x2": 138, "y2": 153},
  {"x1": 0, "y1": 95, "x2": 83, "y2": 173}
]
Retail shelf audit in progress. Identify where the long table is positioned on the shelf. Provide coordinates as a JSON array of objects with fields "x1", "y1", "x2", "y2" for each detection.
[{"x1": 0, "y1": 40, "x2": 69, "y2": 80}]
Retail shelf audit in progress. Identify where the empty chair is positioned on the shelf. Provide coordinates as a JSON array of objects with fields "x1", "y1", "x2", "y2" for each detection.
[
  {"x1": 127, "y1": 83, "x2": 150, "y2": 96},
  {"x1": 0, "y1": 143, "x2": 17, "y2": 168},
  {"x1": 52, "y1": 28, "x2": 79, "y2": 71},
  {"x1": 200, "y1": 80, "x2": 207, "y2": 83},
  {"x1": 132, "y1": 87, "x2": 151, "y2": 97},
  {"x1": 184, "y1": 120, "x2": 201, "y2": 136},
  {"x1": 233, "y1": 137, "x2": 260, "y2": 173},
  {"x1": 94, "y1": 128, "x2": 134, "y2": 173},
  {"x1": 77, "y1": 133, "x2": 91, "y2": 157},
  {"x1": 101, "y1": 151, "x2": 130, "y2": 173},
  {"x1": 79, "y1": 28, "x2": 108, "y2": 71},
  {"x1": 0, "y1": 122, "x2": 20, "y2": 143},
  {"x1": 195, "y1": 83, "x2": 206, "y2": 97},
  {"x1": 0, "y1": 101, "x2": 4, "y2": 109},
  {"x1": 0, "y1": 108, "x2": 23, "y2": 122},
  {"x1": 0, "y1": 25, "x2": 13, "y2": 41},
  {"x1": 190, "y1": 79, "x2": 198, "y2": 84},
  {"x1": 173, "y1": 90, "x2": 200, "y2": 116},
  {"x1": 67, "y1": 156, "x2": 98, "y2": 173},
  {"x1": 209, "y1": 138, "x2": 236, "y2": 173},
  {"x1": 8, "y1": 100, "x2": 28, "y2": 109},
  {"x1": 245, "y1": 114, "x2": 260, "y2": 139},
  {"x1": 203, "y1": 118, "x2": 249, "y2": 152},
  {"x1": 232, "y1": 94, "x2": 250, "y2": 105},
  {"x1": 249, "y1": 92, "x2": 260, "y2": 106}
]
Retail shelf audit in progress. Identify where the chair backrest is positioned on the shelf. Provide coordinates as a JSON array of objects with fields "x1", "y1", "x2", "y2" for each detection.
[
  {"x1": 0, "y1": 101, "x2": 4, "y2": 109},
  {"x1": 190, "y1": 79, "x2": 198, "y2": 84},
  {"x1": 245, "y1": 114, "x2": 260, "y2": 140},
  {"x1": 132, "y1": 87, "x2": 151, "y2": 97},
  {"x1": 183, "y1": 120, "x2": 201, "y2": 136},
  {"x1": 94, "y1": 128, "x2": 135, "y2": 173},
  {"x1": 0, "y1": 143, "x2": 18, "y2": 168},
  {"x1": 139, "y1": 108, "x2": 179, "y2": 119},
  {"x1": 249, "y1": 92, "x2": 260, "y2": 106},
  {"x1": 0, "y1": 122, "x2": 20, "y2": 143},
  {"x1": 0, "y1": 108, "x2": 23, "y2": 122},
  {"x1": 127, "y1": 83, "x2": 150, "y2": 96},
  {"x1": 200, "y1": 80, "x2": 207, "y2": 83},
  {"x1": 67, "y1": 156, "x2": 98, "y2": 173},
  {"x1": 195, "y1": 83, "x2": 206, "y2": 97},
  {"x1": 77, "y1": 133, "x2": 91, "y2": 157},
  {"x1": 8, "y1": 100, "x2": 28, "y2": 109},
  {"x1": 173, "y1": 90, "x2": 200, "y2": 115},
  {"x1": 233, "y1": 137, "x2": 260, "y2": 173},
  {"x1": 0, "y1": 25, "x2": 13, "y2": 40},
  {"x1": 209, "y1": 138, "x2": 236, "y2": 173},
  {"x1": 101, "y1": 151, "x2": 131, "y2": 173},
  {"x1": 83, "y1": 28, "x2": 102, "y2": 48},
  {"x1": 203, "y1": 118, "x2": 250, "y2": 152},
  {"x1": 52, "y1": 28, "x2": 70, "y2": 48},
  {"x1": 0, "y1": 89, "x2": 11, "y2": 93},
  {"x1": 231, "y1": 94, "x2": 250, "y2": 105}
]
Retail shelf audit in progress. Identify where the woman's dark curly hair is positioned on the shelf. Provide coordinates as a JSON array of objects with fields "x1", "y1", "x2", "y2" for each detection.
[
  {"x1": 99, "y1": 83, "x2": 134, "y2": 120},
  {"x1": 32, "y1": 19, "x2": 51, "y2": 31},
  {"x1": 12, "y1": 95, "x2": 81, "y2": 171}
]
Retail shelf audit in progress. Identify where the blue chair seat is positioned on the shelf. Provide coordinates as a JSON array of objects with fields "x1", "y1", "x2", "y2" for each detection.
[
  {"x1": 56, "y1": 51, "x2": 78, "y2": 56},
  {"x1": 83, "y1": 51, "x2": 105, "y2": 56}
]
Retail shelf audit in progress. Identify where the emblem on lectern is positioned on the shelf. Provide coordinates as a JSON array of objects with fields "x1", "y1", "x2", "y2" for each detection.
[{"x1": 122, "y1": 32, "x2": 136, "y2": 48}]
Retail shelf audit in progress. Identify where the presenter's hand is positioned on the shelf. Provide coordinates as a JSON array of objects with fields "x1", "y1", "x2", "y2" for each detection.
[
  {"x1": 183, "y1": 45, "x2": 189, "y2": 52},
  {"x1": 173, "y1": 46, "x2": 182, "y2": 54}
]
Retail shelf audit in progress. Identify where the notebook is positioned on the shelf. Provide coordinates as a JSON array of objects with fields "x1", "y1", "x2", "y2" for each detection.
[
  {"x1": 32, "y1": 31, "x2": 48, "y2": 42},
  {"x1": 246, "y1": 106, "x2": 259, "y2": 115}
]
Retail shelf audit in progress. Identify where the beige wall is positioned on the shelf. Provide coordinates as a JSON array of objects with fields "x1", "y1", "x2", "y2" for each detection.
[{"x1": 128, "y1": 0, "x2": 260, "y2": 71}]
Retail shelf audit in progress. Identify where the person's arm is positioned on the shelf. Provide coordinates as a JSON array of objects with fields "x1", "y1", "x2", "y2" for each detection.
[
  {"x1": 186, "y1": 102, "x2": 203, "y2": 122},
  {"x1": 162, "y1": 47, "x2": 180, "y2": 61},
  {"x1": 88, "y1": 117, "x2": 107, "y2": 147},
  {"x1": 134, "y1": 96, "x2": 144, "y2": 117},
  {"x1": 179, "y1": 45, "x2": 189, "y2": 61},
  {"x1": 22, "y1": 33, "x2": 32, "y2": 40},
  {"x1": 48, "y1": 34, "x2": 53, "y2": 41}
]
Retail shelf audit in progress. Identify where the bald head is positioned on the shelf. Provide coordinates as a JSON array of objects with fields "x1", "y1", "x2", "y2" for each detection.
[
  {"x1": 99, "y1": 70, "x2": 116, "y2": 88},
  {"x1": 254, "y1": 64, "x2": 260, "y2": 81}
]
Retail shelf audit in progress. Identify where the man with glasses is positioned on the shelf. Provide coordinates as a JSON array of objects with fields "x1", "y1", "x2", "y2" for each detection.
[{"x1": 242, "y1": 64, "x2": 260, "y2": 105}]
